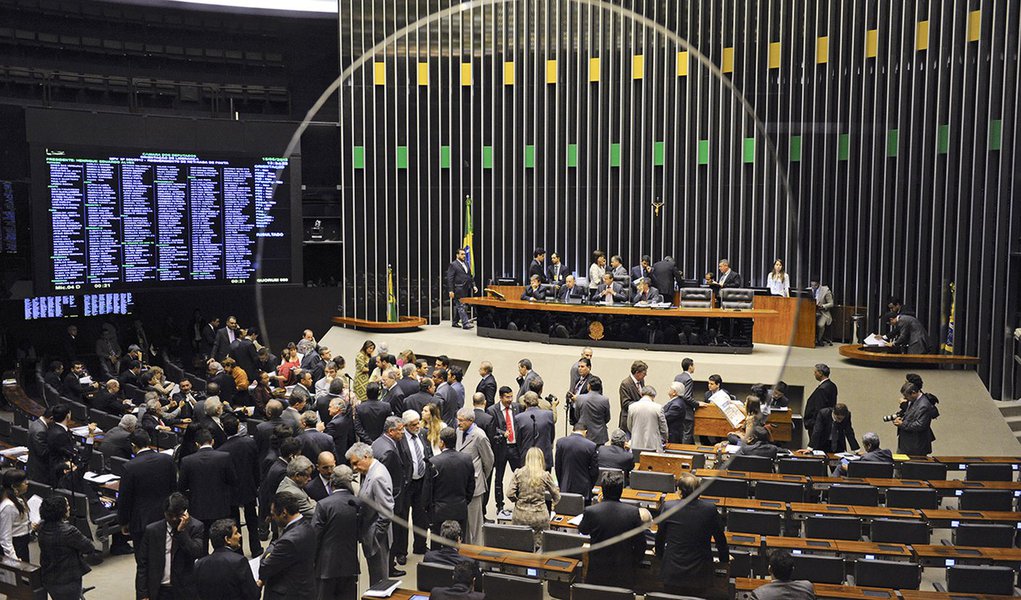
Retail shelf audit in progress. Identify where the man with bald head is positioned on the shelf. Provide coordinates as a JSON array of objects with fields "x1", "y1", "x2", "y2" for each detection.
[
  {"x1": 256, "y1": 399, "x2": 286, "y2": 468},
  {"x1": 305, "y1": 451, "x2": 337, "y2": 502}
]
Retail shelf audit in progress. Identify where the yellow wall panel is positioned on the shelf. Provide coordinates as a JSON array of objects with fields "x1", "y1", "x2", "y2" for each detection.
[
  {"x1": 865, "y1": 29, "x2": 879, "y2": 58},
  {"x1": 417, "y1": 62, "x2": 429, "y2": 86},
  {"x1": 916, "y1": 20, "x2": 930, "y2": 51},
  {"x1": 816, "y1": 36, "x2": 829, "y2": 64},
  {"x1": 676, "y1": 51, "x2": 689, "y2": 76},
  {"x1": 768, "y1": 42, "x2": 781, "y2": 69},
  {"x1": 503, "y1": 61, "x2": 515, "y2": 85},
  {"x1": 546, "y1": 60, "x2": 558, "y2": 84},
  {"x1": 589, "y1": 57, "x2": 601, "y2": 82},
  {"x1": 460, "y1": 62, "x2": 472, "y2": 86},
  {"x1": 722, "y1": 47, "x2": 735, "y2": 73},
  {"x1": 373, "y1": 62, "x2": 386, "y2": 85},
  {"x1": 632, "y1": 54, "x2": 645, "y2": 79},
  {"x1": 968, "y1": 10, "x2": 981, "y2": 42}
]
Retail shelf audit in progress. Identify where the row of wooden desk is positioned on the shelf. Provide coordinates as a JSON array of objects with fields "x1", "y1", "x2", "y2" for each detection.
[{"x1": 370, "y1": 586, "x2": 1017, "y2": 600}]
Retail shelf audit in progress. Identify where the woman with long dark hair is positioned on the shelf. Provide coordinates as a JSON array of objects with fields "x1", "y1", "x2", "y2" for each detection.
[
  {"x1": 354, "y1": 340, "x2": 375, "y2": 401},
  {"x1": 37, "y1": 495, "x2": 96, "y2": 600},
  {"x1": 0, "y1": 469, "x2": 30, "y2": 561},
  {"x1": 766, "y1": 259, "x2": 790, "y2": 297}
]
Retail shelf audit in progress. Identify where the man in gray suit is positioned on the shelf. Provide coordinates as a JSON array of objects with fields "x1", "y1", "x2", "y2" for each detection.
[
  {"x1": 810, "y1": 278, "x2": 834, "y2": 346},
  {"x1": 277, "y1": 455, "x2": 318, "y2": 520},
  {"x1": 627, "y1": 386, "x2": 668, "y2": 451},
  {"x1": 888, "y1": 313, "x2": 931, "y2": 354},
  {"x1": 752, "y1": 549, "x2": 816, "y2": 600},
  {"x1": 311, "y1": 465, "x2": 361, "y2": 600},
  {"x1": 346, "y1": 442, "x2": 393, "y2": 585},
  {"x1": 515, "y1": 359, "x2": 542, "y2": 401},
  {"x1": 100, "y1": 413, "x2": 137, "y2": 462},
  {"x1": 573, "y1": 377, "x2": 611, "y2": 445},
  {"x1": 456, "y1": 408, "x2": 494, "y2": 545}
]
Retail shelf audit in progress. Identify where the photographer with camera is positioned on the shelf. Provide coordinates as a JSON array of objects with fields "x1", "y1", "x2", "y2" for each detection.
[{"x1": 893, "y1": 381, "x2": 939, "y2": 456}]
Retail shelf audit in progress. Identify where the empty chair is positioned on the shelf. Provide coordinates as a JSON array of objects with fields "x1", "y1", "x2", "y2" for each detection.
[
  {"x1": 728, "y1": 549, "x2": 754, "y2": 578},
  {"x1": 679, "y1": 288, "x2": 712, "y2": 308},
  {"x1": 777, "y1": 457, "x2": 828, "y2": 477},
  {"x1": 542, "y1": 530, "x2": 589, "y2": 553},
  {"x1": 727, "y1": 509, "x2": 782, "y2": 536},
  {"x1": 482, "y1": 572, "x2": 543, "y2": 600},
  {"x1": 754, "y1": 481, "x2": 805, "y2": 503},
  {"x1": 10, "y1": 425, "x2": 27, "y2": 446},
  {"x1": 0, "y1": 419, "x2": 11, "y2": 440},
  {"x1": 966, "y1": 463, "x2": 1014, "y2": 482},
  {"x1": 702, "y1": 477, "x2": 748, "y2": 499},
  {"x1": 108, "y1": 455, "x2": 130, "y2": 477},
  {"x1": 555, "y1": 493, "x2": 585, "y2": 516},
  {"x1": 846, "y1": 460, "x2": 895, "y2": 479},
  {"x1": 417, "y1": 562, "x2": 454, "y2": 591},
  {"x1": 12, "y1": 411, "x2": 29, "y2": 428},
  {"x1": 68, "y1": 401, "x2": 88, "y2": 422},
  {"x1": 946, "y1": 565, "x2": 1016, "y2": 595},
  {"x1": 853, "y1": 559, "x2": 921, "y2": 590},
  {"x1": 791, "y1": 554, "x2": 846, "y2": 584},
  {"x1": 828, "y1": 484, "x2": 879, "y2": 506},
  {"x1": 719, "y1": 288, "x2": 754, "y2": 309},
  {"x1": 483, "y1": 523, "x2": 535, "y2": 552},
  {"x1": 952, "y1": 523, "x2": 1015, "y2": 548},
  {"x1": 726, "y1": 455, "x2": 774, "y2": 473},
  {"x1": 597, "y1": 467, "x2": 625, "y2": 486},
  {"x1": 570, "y1": 583, "x2": 635, "y2": 600},
  {"x1": 630, "y1": 471, "x2": 675, "y2": 494},
  {"x1": 154, "y1": 429, "x2": 179, "y2": 450},
  {"x1": 886, "y1": 487, "x2": 938, "y2": 510},
  {"x1": 805, "y1": 515, "x2": 862, "y2": 541},
  {"x1": 900, "y1": 461, "x2": 947, "y2": 481},
  {"x1": 959, "y1": 489, "x2": 1014, "y2": 512},
  {"x1": 870, "y1": 518, "x2": 929, "y2": 545}
]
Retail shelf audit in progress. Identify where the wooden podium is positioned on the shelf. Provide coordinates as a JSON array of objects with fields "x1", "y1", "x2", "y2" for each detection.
[{"x1": 694, "y1": 404, "x2": 793, "y2": 442}]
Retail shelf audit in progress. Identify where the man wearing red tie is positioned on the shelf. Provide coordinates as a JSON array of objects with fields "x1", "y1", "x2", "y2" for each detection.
[{"x1": 486, "y1": 386, "x2": 521, "y2": 519}]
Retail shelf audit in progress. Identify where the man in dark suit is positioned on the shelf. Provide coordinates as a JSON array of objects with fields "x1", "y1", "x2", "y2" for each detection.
[
  {"x1": 209, "y1": 315, "x2": 238, "y2": 363},
  {"x1": 554, "y1": 425, "x2": 599, "y2": 502},
  {"x1": 27, "y1": 410, "x2": 51, "y2": 484},
  {"x1": 545, "y1": 251, "x2": 567, "y2": 288},
  {"x1": 259, "y1": 438, "x2": 302, "y2": 528},
  {"x1": 311, "y1": 465, "x2": 361, "y2": 600},
  {"x1": 520, "y1": 274, "x2": 548, "y2": 301},
  {"x1": 632, "y1": 277, "x2": 662, "y2": 304},
  {"x1": 117, "y1": 360, "x2": 144, "y2": 390},
  {"x1": 803, "y1": 364, "x2": 837, "y2": 434},
  {"x1": 305, "y1": 451, "x2": 335, "y2": 502},
  {"x1": 650, "y1": 256, "x2": 682, "y2": 298},
  {"x1": 665, "y1": 361, "x2": 701, "y2": 444},
  {"x1": 206, "y1": 362, "x2": 236, "y2": 407},
  {"x1": 118, "y1": 429, "x2": 177, "y2": 547},
  {"x1": 514, "y1": 360, "x2": 541, "y2": 401},
  {"x1": 715, "y1": 259, "x2": 743, "y2": 288},
  {"x1": 572, "y1": 376, "x2": 611, "y2": 445},
  {"x1": 372, "y1": 417, "x2": 411, "y2": 574},
  {"x1": 178, "y1": 428, "x2": 237, "y2": 542},
  {"x1": 618, "y1": 360, "x2": 647, "y2": 433},
  {"x1": 656, "y1": 473, "x2": 730, "y2": 598},
  {"x1": 630, "y1": 255, "x2": 652, "y2": 284},
  {"x1": 399, "y1": 410, "x2": 433, "y2": 556},
  {"x1": 255, "y1": 400, "x2": 286, "y2": 469},
  {"x1": 558, "y1": 274, "x2": 586, "y2": 301},
  {"x1": 397, "y1": 364, "x2": 421, "y2": 398},
  {"x1": 888, "y1": 313, "x2": 931, "y2": 354},
  {"x1": 200, "y1": 317, "x2": 219, "y2": 359},
  {"x1": 404, "y1": 378, "x2": 439, "y2": 416},
  {"x1": 577, "y1": 471, "x2": 646, "y2": 589},
  {"x1": 514, "y1": 392, "x2": 555, "y2": 469},
  {"x1": 45, "y1": 404, "x2": 80, "y2": 477},
  {"x1": 219, "y1": 413, "x2": 262, "y2": 557},
  {"x1": 597, "y1": 430, "x2": 636, "y2": 483},
  {"x1": 423, "y1": 520, "x2": 479, "y2": 569},
  {"x1": 230, "y1": 328, "x2": 261, "y2": 381},
  {"x1": 197, "y1": 398, "x2": 228, "y2": 448},
  {"x1": 380, "y1": 369, "x2": 406, "y2": 416},
  {"x1": 474, "y1": 362, "x2": 497, "y2": 408},
  {"x1": 752, "y1": 550, "x2": 816, "y2": 600},
  {"x1": 735, "y1": 426, "x2": 780, "y2": 460},
  {"x1": 62, "y1": 361, "x2": 98, "y2": 402},
  {"x1": 135, "y1": 492, "x2": 206, "y2": 600},
  {"x1": 447, "y1": 247, "x2": 477, "y2": 329},
  {"x1": 894, "y1": 382, "x2": 938, "y2": 456},
  {"x1": 61, "y1": 325, "x2": 81, "y2": 365},
  {"x1": 324, "y1": 397, "x2": 356, "y2": 462},
  {"x1": 765, "y1": 382, "x2": 791, "y2": 412},
  {"x1": 486, "y1": 387, "x2": 521, "y2": 517},
  {"x1": 260, "y1": 492, "x2": 317, "y2": 600},
  {"x1": 593, "y1": 272, "x2": 627, "y2": 304},
  {"x1": 838, "y1": 431, "x2": 894, "y2": 475},
  {"x1": 194, "y1": 519, "x2": 261, "y2": 600},
  {"x1": 423, "y1": 427, "x2": 474, "y2": 542},
  {"x1": 298, "y1": 412, "x2": 337, "y2": 464},
  {"x1": 90, "y1": 379, "x2": 133, "y2": 414},
  {"x1": 805, "y1": 404, "x2": 859, "y2": 454},
  {"x1": 354, "y1": 383, "x2": 391, "y2": 443},
  {"x1": 527, "y1": 247, "x2": 548, "y2": 283},
  {"x1": 431, "y1": 562, "x2": 485, "y2": 600},
  {"x1": 100, "y1": 414, "x2": 137, "y2": 462}
]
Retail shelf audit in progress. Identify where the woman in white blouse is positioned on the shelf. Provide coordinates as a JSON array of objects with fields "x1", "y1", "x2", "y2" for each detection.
[
  {"x1": 0, "y1": 469, "x2": 31, "y2": 561},
  {"x1": 588, "y1": 250, "x2": 607, "y2": 290},
  {"x1": 766, "y1": 259, "x2": 790, "y2": 297}
]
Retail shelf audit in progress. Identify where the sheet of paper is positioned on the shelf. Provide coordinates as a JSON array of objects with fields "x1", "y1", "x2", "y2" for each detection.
[
  {"x1": 567, "y1": 514, "x2": 584, "y2": 526},
  {"x1": 0, "y1": 446, "x2": 28, "y2": 458},
  {"x1": 725, "y1": 444, "x2": 742, "y2": 455},
  {"x1": 249, "y1": 557, "x2": 260, "y2": 581},
  {"x1": 864, "y1": 333, "x2": 888, "y2": 347},
  {"x1": 84, "y1": 472, "x2": 120, "y2": 484},
  {"x1": 709, "y1": 390, "x2": 745, "y2": 428},
  {"x1": 27, "y1": 495, "x2": 42, "y2": 525}
]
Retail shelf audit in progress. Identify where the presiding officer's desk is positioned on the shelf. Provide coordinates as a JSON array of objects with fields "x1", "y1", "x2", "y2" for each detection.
[{"x1": 462, "y1": 288, "x2": 777, "y2": 354}]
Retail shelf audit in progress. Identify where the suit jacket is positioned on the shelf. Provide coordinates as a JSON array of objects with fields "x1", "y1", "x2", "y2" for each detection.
[
  {"x1": 663, "y1": 397, "x2": 688, "y2": 444},
  {"x1": 577, "y1": 499, "x2": 646, "y2": 587},
  {"x1": 178, "y1": 447, "x2": 238, "y2": 522},
  {"x1": 892, "y1": 314, "x2": 930, "y2": 354},
  {"x1": 809, "y1": 408, "x2": 860, "y2": 453},
  {"x1": 473, "y1": 408, "x2": 497, "y2": 443},
  {"x1": 210, "y1": 327, "x2": 236, "y2": 363},
  {"x1": 813, "y1": 285, "x2": 834, "y2": 324},
  {"x1": 515, "y1": 370, "x2": 541, "y2": 400},
  {"x1": 558, "y1": 284, "x2": 586, "y2": 301},
  {"x1": 231, "y1": 338, "x2": 260, "y2": 381},
  {"x1": 259, "y1": 517, "x2": 317, "y2": 600},
  {"x1": 573, "y1": 392, "x2": 611, "y2": 445},
  {"x1": 593, "y1": 281, "x2": 627, "y2": 303},
  {"x1": 324, "y1": 412, "x2": 356, "y2": 461},
  {"x1": 618, "y1": 376, "x2": 643, "y2": 431},
  {"x1": 897, "y1": 394, "x2": 937, "y2": 455},
  {"x1": 255, "y1": 416, "x2": 284, "y2": 470},
  {"x1": 27, "y1": 418, "x2": 50, "y2": 484},
  {"x1": 298, "y1": 429, "x2": 337, "y2": 464},
  {"x1": 554, "y1": 433, "x2": 598, "y2": 499},
  {"x1": 520, "y1": 285, "x2": 547, "y2": 301},
  {"x1": 486, "y1": 402, "x2": 521, "y2": 447},
  {"x1": 655, "y1": 498, "x2": 729, "y2": 582},
  {"x1": 735, "y1": 441, "x2": 780, "y2": 460},
  {"x1": 45, "y1": 422, "x2": 76, "y2": 472},
  {"x1": 136, "y1": 517, "x2": 206, "y2": 600},
  {"x1": 673, "y1": 372, "x2": 698, "y2": 420},
  {"x1": 358, "y1": 460, "x2": 394, "y2": 557},
  {"x1": 514, "y1": 407, "x2": 555, "y2": 468},
  {"x1": 596, "y1": 444, "x2": 635, "y2": 479},
  {"x1": 630, "y1": 264, "x2": 651, "y2": 283},
  {"x1": 305, "y1": 474, "x2": 330, "y2": 502},
  {"x1": 200, "y1": 323, "x2": 217, "y2": 356},
  {"x1": 381, "y1": 384, "x2": 406, "y2": 416},
  {"x1": 804, "y1": 379, "x2": 838, "y2": 433},
  {"x1": 404, "y1": 391, "x2": 438, "y2": 416},
  {"x1": 422, "y1": 546, "x2": 479, "y2": 569},
  {"x1": 446, "y1": 259, "x2": 475, "y2": 298},
  {"x1": 100, "y1": 425, "x2": 133, "y2": 462},
  {"x1": 527, "y1": 259, "x2": 548, "y2": 283},
  {"x1": 117, "y1": 449, "x2": 178, "y2": 541},
  {"x1": 475, "y1": 374, "x2": 497, "y2": 407},
  {"x1": 354, "y1": 399, "x2": 391, "y2": 443},
  {"x1": 424, "y1": 449, "x2": 474, "y2": 523},
  {"x1": 431, "y1": 584, "x2": 485, "y2": 600},
  {"x1": 36, "y1": 521, "x2": 95, "y2": 586},
  {"x1": 62, "y1": 371, "x2": 88, "y2": 401},
  {"x1": 751, "y1": 579, "x2": 816, "y2": 600},
  {"x1": 397, "y1": 377, "x2": 421, "y2": 399},
  {"x1": 220, "y1": 434, "x2": 260, "y2": 506},
  {"x1": 259, "y1": 457, "x2": 289, "y2": 521},
  {"x1": 717, "y1": 270, "x2": 743, "y2": 288},
  {"x1": 278, "y1": 476, "x2": 317, "y2": 520},
  {"x1": 632, "y1": 286, "x2": 663, "y2": 304},
  {"x1": 861, "y1": 448, "x2": 894, "y2": 463},
  {"x1": 650, "y1": 259, "x2": 682, "y2": 295},
  {"x1": 457, "y1": 426, "x2": 494, "y2": 497},
  {"x1": 312, "y1": 489, "x2": 361, "y2": 579},
  {"x1": 546, "y1": 262, "x2": 567, "y2": 286},
  {"x1": 194, "y1": 546, "x2": 261, "y2": 600},
  {"x1": 90, "y1": 389, "x2": 130, "y2": 415},
  {"x1": 628, "y1": 399, "x2": 668, "y2": 451},
  {"x1": 372, "y1": 434, "x2": 410, "y2": 499},
  {"x1": 209, "y1": 371, "x2": 237, "y2": 406}
]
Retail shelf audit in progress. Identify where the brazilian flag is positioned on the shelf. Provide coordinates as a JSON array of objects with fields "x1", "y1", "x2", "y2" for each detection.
[
  {"x1": 462, "y1": 195, "x2": 474, "y2": 273},
  {"x1": 386, "y1": 265, "x2": 398, "y2": 323}
]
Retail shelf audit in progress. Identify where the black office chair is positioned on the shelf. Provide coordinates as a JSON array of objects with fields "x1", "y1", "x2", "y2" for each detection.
[
  {"x1": 10, "y1": 425, "x2": 27, "y2": 446},
  {"x1": 183, "y1": 373, "x2": 207, "y2": 392},
  {"x1": 482, "y1": 572, "x2": 544, "y2": 600},
  {"x1": 899, "y1": 461, "x2": 947, "y2": 481},
  {"x1": 555, "y1": 493, "x2": 585, "y2": 516},
  {"x1": 804, "y1": 515, "x2": 862, "y2": 541},
  {"x1": 853, "y1": 559, "x2": 921, "y2": 590},
  {"x1": 597, "y1": 468, "x2": 625, "y2": 486},
  {"x1": 43, "y1": 383, "x2": 62, "y2": 407},
  {"x1": 630, "y1": 471, "x2": 676, "y2": 494},
  {"x1": 108, "y1": 456, "x2": 130, "y2": 477},
  {"x1": 846, "y1": 461, "x2": 895, "y2": 479},
  {"x1": 12, "y1": 411, "x2": 29, "y2": 428},
  {"x1": 679, "y1": 288, "x2": 712, "y2": 308},
  {"x1": 791, "y1": 554, "x2": 846, "y2": 584},
  {"x1": 959, "y1": 489, "x2": 1014, "y2": 511},
  {"x1": 68, "y1": 401, "x2": 89, "y2": 422},
  {"x1": 886, "y1": 487, "x2": 938, "y2": 510},
  {"x1": 828, "y1": 484, "x2": 879, "y2": 507},
  {"x1": 542, "y1": 530, "x2": 589, "y2": 553},
  {"x1": 702, "y1": 478, "x2": 748, "y2": 499},
  {"x1": 869, "y1": 518, "x2": 929, "y2": 545},
  {"x1": 777, "y1": 457, "x2": 828, "y2": 477},
  {"x1": 417, "y1": 562, "x2": 455, "y2": 591},
  {"x1": 726, "y1": 455, "x2": 773, "y2": 473},
  {"x1": 646, "y1": 594, "x2": 708, "y2": 600},
  {"x1": 154, "y1": 429, "x2": 179, "y2": 450},
  {"x1": 727, "y1": 509, "x2": 782, "y2": 536},
  {"x1": 728, "y1": 548, "x2": 755, "y2": 578},
  {"x1": 945, "y1": 565, "x2": 1016, "y2": 595},
  {"x1": 570, "y1": 583, "x2": 635, "y2": 600},
  {"x1": 754, "y1": 481, "x2": 804, "y2": 503},
  {"x1": 952, "y1": 523, "x2": 1016, "y2": 548},
  {"x1": 483, "y1": 523, "x2": 536, "y2": 552},
  {"x1": 0, "y1": 419, "x2": 11, "y2": 440},
  {"x1": 966, "y1": 463, "x2": 1015, "y2": 482},
  {"x1": 719, "y1": 288, "x2": 754, "y2": 310}
]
